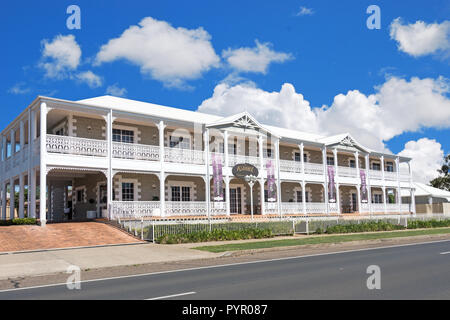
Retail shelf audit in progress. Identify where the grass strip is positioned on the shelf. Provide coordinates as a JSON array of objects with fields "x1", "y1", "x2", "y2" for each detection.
[{"x1": 194, "y1": 228, "x2": 450, "y2": 253}]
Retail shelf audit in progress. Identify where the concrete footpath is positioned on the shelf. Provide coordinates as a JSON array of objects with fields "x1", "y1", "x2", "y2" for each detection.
[{"x1": 0, "y1": 243, "x2": 220, "y2": 280}]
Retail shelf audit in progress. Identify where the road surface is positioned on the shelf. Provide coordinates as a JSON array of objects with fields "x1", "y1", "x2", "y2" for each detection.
[{"x1": 0, "y1": 240, "x2": 449, "y2": 299}]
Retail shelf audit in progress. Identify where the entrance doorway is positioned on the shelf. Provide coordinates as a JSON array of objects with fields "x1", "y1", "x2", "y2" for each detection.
[{"x1": 230, "y1": 187, "x2": 242, "y2": 214}]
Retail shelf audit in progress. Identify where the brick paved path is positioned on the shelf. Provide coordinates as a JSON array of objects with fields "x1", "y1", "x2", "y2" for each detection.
[{"x1": 0, "y1": 222, "x2": 142, "y2": 253}]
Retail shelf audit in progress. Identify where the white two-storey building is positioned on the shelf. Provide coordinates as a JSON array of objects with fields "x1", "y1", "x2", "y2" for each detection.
[{"x1": 0, "y1": 96, "x2": 415, "y2": 225}]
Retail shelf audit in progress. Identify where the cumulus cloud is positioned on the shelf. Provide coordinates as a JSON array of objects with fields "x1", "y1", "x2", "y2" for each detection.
[
  {"x1": 106, "y1": 83, "x2": 127, "y2": 97},
  {"x1": 296, "y1": 7, "x2": 314, "y2": 16},
  {"x1": 40, "y1": 34, "x2": 81, "y2": 78},
  {"x1": 8, "y1": 82, "x2": 31, "y2": 95},
  {"x1": 389, "y1": 18, "x2": 450, "y2": 57},
  {"x1": 95, "y1": 17, "x2": 220, "y2": 88},
  {"x1": 197, "y1": 76, "x2": 450, "y2": 152},
  {"x1": 222, "y1": 40, "x2": 293, "y2": 74},
  {"x1": 76, "y1": 71, "x2": 103, "y2": 88},
  {"x1": 398, "y1": 138, "x2": 444, "y2": 183}
]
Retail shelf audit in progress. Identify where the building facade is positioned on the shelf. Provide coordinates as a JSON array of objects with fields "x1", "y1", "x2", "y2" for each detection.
[{"x1": 0, "y1": 96, "x2": 415, "y2": 225}]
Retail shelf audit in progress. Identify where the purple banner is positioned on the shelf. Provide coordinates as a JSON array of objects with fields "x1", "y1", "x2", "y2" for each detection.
[
  {"x1": 328, "y1": 166, "x2": 336, "y2": 202},
  {"x1": 212, "y1": 153, "x2": 224, "y2": 201},
  {"x1": 360, "y1": 169, "x2": 368, "y2": 203},
  {"x1": 266, "y1": 160, "x2": 277, "y2": 202}
]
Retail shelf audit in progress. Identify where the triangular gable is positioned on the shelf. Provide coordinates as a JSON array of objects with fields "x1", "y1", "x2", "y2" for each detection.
[
  {"x1": 320, "y1": 134, "x2": 371, "y2": 153},
  {"x1": 206, "y1": 112, "x2": 279, "y2": 137}
]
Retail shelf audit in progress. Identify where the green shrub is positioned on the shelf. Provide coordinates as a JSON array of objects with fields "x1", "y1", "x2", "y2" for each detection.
[
  {"x1": 0, "y1": 218, "x2": 37, "y2": 226},
  {"x1": 324, "y1": 221, "x2": 405, "y2": 234},
  {"x1": 157, "y1": 228, "x2": 273, "y2": 244},
  {"x1": 407, "y1": 219, "x2": 450, "y2": 229}
]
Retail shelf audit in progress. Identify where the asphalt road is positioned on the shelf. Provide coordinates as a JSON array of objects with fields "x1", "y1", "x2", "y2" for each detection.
[{"x1": 1, "y1": 240, "x2": 449, "y2": 300}]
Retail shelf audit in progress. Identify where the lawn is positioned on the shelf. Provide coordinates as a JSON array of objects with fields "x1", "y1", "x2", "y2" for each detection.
[{"x1": 194, "y1": 227, "x2": 450, "y2": 253}]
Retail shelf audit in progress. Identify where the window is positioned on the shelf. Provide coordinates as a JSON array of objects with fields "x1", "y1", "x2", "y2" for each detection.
[
  {"x1": 113, "y1": 129, "x2": 134, "y2": 143},
  {"x1": 349, "y1": 159, "x2": 356, "y2": 168},
  {"x1": 294, "y1": 152, "x2": 309, "y2": 163},
  {"x1": 264, "y1": 148, "x2": 273, "y2": 158},
  {"x1": 327, "y1": 156, "x2": 334, "y2": 166},
  {"x1": 373, "y1": 194, "x2": 383, "y2": 204},
  {"x1": 121, "y1": 182, "x2": 135, "y2": 201},
  {"x1": 386, "y1": 162, "x2": 394, "y2": 172},
  {"x1": 171, "y1": 186, "x2": 191, "y2": 202},
  {"x1": 372, "y1": 162, "x2": 381, "y2": 171},
  {"x1": 295, "y1": 191, "x2": 309, "y2": 203},
  {"x1": 76, "y1": 189, "x2": 84, "y2": 202},
  {"x1": 169, "y1": 135, "x2": 190, "y2": 149}
]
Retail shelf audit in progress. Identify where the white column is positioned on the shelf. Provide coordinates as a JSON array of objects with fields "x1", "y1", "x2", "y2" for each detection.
[
  {"x1": 333, "y1": 148, "x2": 339, "y2": 214},
  {"x1": 224, "y1": 131, "x2": 230, "y2": 216},
  {"x1": 204, "y1": 128, "x2": 211, "y2": 218},
  {"x1": 107, "y1": 111, "x2": 113, "y2": 220},
  {"x1": 333, "y1": 148, "x2": 338, "y2": 177},
  {"x1": 302, "y1": 181, "x2": 306, "y2": 215},
  {"x1": 299, "y1": 143, "x2": 305, "y2": 175},
  {"x1": 19, "y1": 173, "x2": 24, "y2": 218},
  {"x1": 10, "y1": 177, "x2": 15, "y2": 220},
  {"x1": 365, "y1": 154, "x2": 372, "y2": 215},
  {"x1": 355, "y1": 151, "x2": 362, "y2": 213},
  {"x1": 20, "y1": 120, "x2": 25, "y2": 157},
  {"x1": 258, "y1": 135, "x2": 265, "y2": 215},
  {"x1": 30, "y1": 168, "x2": 36, "y2": 218},
  {"x1": 274, "y1": 138, "x2": 282, "y2": 217},
  {"x1": 1, "y1": 182, "x2": 6, "y2": 220},
  {"x1": 39, "y1": 102, "x2": 47, "y2": 226},
  {"x1": 411, "y1": 188, "x2": 416, "y2": 216},
  {"x1": 10, "y1": 129, "x2": 16, "y2": 157},
  {"x1": 158, "y1": 121, "x2": 166, "y2": 217},
  {"x1": 396, "y1": 157, "x2": 402, "y2": 213},
  {"x1": 2, "y1": 135, "x2": 6, "y2": 161},
  {"x1": 27, "y1": 109, "x2": 32, "y2": 218},
  {"x1": 381, "y1": 155, "x2": 385, "y2": 181},
  {"x1": 322, "y1": 147, "x2": 329, "y2": 214},
  {"x1": 382, "y1": 186, "x2": 387, "y2": 214}
]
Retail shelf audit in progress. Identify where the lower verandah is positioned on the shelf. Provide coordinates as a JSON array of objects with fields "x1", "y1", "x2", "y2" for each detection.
[{"x1": 46, "y1": 170, "x2": 412, "y2": 222}]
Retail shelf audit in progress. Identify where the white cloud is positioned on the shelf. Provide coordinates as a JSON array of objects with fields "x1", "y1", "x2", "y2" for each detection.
[
  {"x1": 76, "y1": 71, "x2": 103, "y2": 88},
  {"x1": 95, "y1": 17, "x2": 220, "y2": 88},
  {"x1": 106, "y1": 83, "x2": 127, "y2": 97},
  {"x1": 197, "y1": 76, "x2": 450, "y2": 153},
  {"x1": 222, "y1": 40, "x2": 293, "y2": 74},
  {"x1": 40, "y1": 34, "x2": 81, "y2": 78},
  {"x1": 389, "y1": 18, "x2": 450, "y2": 57},
  {"x1": 8, "y1": 82, "x2": 31, "y2": 95},
  {"x1": 296, "y1": 7, "x2": 314, "y2": 16},
  {"x1": 398, "y1": 138, "x2": 444, "y2": 183}
]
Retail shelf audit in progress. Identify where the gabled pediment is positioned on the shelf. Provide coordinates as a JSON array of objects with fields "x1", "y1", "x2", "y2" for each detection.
[
  {"x1": 206, "y1": 112, "x2": 279, "y2": 137},
  {"x1": 319, "y1": 133, "x2": 370, "y2": 153}
]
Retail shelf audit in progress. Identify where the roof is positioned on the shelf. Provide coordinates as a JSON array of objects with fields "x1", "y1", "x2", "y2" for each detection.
[{"x1": 401, "y1": 182, "x2": 450, "y2": 200}]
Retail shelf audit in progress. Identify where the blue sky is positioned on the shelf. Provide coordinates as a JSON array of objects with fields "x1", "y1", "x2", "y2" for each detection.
[{"x1": 1, "y1": 0, "x2": 449, "y2": 182}]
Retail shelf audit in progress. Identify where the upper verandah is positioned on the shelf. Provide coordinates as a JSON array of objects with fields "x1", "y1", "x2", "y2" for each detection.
[{"x1": 1, "y1": 95, "x2": 411, "y2": 162}]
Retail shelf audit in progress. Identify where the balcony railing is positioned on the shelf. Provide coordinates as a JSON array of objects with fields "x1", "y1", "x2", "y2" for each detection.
[
  {"x1": 305, "y1": 202, "x2": 327, "y2": 214},
  {"x1": 113, "y1": 142, "x2": 160, "y2": 161},
  {"x1": 164, "y1": 147, "x2": 205, "y2": 165},
  {"x1": 111, "y1": 201, "x2": 161, "y2": 219},
  {"x1": 46, "y1": 135, "x2": 107, "y2": 157},
  {"x1": 165, "y1": 201, "x2": 208, "y2": 216},
  {"x1": 279, "y1": 160, "x2": 302, "y2": 173},
  {"x1": 369, "y1": 169, "x2": 383, "y2": 179},
  {"x1": 371, "y1": 203, "x2": 385, "y2": 212},
  {"x1": 384, "y1": 171, "x2": 397, "y2": 181},
  {"x1": 338, "y1": 166, "x2": 358, "y2": 178},
  {"x1": 304, "y1": 162, "x2": 324, "y2": 175},
  {"x1": 228, "y1": 154, "x2": 260, "y2": 167}
]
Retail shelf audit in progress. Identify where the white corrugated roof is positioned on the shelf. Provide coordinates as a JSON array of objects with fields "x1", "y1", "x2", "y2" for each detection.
[{"x1": 401, "y1": 182, "x2": 450, "y2": 200}]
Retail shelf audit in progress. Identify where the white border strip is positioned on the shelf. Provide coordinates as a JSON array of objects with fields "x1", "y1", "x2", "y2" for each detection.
[{"x1": 146, "y1": 291, "x2": 196, "y2": 300}]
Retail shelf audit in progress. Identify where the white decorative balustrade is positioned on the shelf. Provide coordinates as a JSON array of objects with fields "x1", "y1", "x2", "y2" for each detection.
[
  {"x1": 400, "y1": 203, "x2": 411, "y2": 213},
  {"x1": 338, "y1": 166, "x2": 358, "y2": 178},
  {"x1": 399, "y1": 170, "x2": 410, "y2": 182},
  {"x1": 281, "y1": 202, "x2": 304, "y2": 214},
  {"x1": 369, "y1": 169, "x2": 383, "y2": 180},
  {"x1": 228, "y1": 154, "x2": 260, "y2": 167},
  {"x1": 46, "y1": 135, "x2": 108, "y2": 157},
  {"x1": 164, "y1": 147, "x2": 205, "y2": 165},
  {"x1": 279, "y1": 160, "x2": 302, "y2": 173},
  {"x1": 210, "y1": 202, "x2": 227, "y2": 215},
  {"x1": 264, "y1": 202, "x2": 279, "y2": 214},
  {"x1": 371, "y1": 203, "x2": 385, "y2": 212},
  {"x1": 385, "y1": 203, "x2": 400, "y2": 213},
  {"x1": 111, "y1": 201, "x2": 161, "y2": 219},
  {"x1": 304, "y1": 162, "x2": 324, "y2": 175},
  {"x1": 113, "y1": 142, "x2": 160, "y2": 161},
  {"x1": 209, "y1": 152, "x2": 225, "y2": 166},
  {"x1": 165, "y1": 201, "x2": 208, "y2": 216},
  {"x1": 305, "y1": 202, "x2": 327, "y2": 214},
  {"x1": 384, "y1": 171, "x2": 398, "y2": 181}
]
